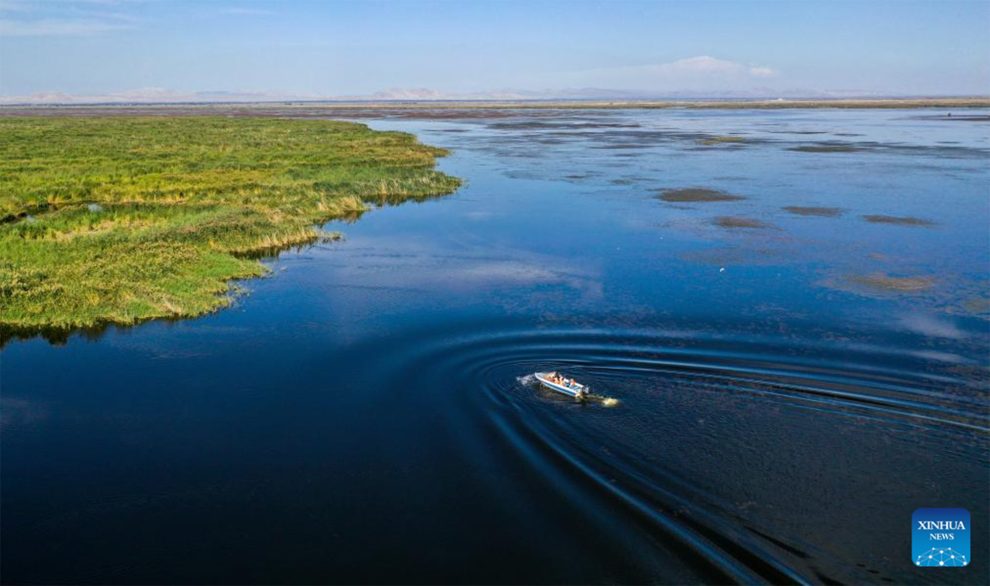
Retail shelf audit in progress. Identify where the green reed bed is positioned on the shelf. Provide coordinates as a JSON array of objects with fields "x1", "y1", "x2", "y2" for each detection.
[{"x1": 0, "y1": 117, "x2": 460, "y2": 331}]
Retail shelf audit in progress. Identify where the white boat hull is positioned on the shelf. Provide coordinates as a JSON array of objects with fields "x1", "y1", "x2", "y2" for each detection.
[{"x1": 534, "y1": 372, "x2": 588, "y2": 399}]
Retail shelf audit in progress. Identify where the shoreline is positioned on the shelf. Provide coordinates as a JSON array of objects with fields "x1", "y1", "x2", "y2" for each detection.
[
  {"x1": 1, "y1": 97, "x2": 989, "y2": 117},
  {"x1": 0, "y1": 117, "x2": 460, "y2": 339}
]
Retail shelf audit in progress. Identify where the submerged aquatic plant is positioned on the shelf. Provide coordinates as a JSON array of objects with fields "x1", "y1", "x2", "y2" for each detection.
[
  {"x1": 713, "y1": 216, "x2": 772, "y2": 229},
  {"x1": 658, "y1": 187, "x2": 745, "y2": 203},
  {"x1": 782, "y1": 206, "x2": 844, "y2": 217},
  {"x1": 862, "y1": 214, "x2": 935, "y2": 227},
  {"x1": 849, "y1": 273, "x2": 935, "y2": 292},
  {"x1": 698, "y1": 135, "x2": 746, "y2": 146}
]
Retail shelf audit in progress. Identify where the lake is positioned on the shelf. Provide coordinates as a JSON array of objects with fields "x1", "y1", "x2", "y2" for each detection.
[{"x1": 2, "y1": 108, "x2": 988, "y2": 584}]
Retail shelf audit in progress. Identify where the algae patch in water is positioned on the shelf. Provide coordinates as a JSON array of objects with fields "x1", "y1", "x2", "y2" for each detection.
[
  {"x1": 713, "y1": 216, "x2": 772, "y2": 229},
  {"x1": 658, "y1": 188, "x2": 745, "y2": 203},
  {"x1": 962, "y1": 297, "x2": 990, "y2": 315},
  {"x1": 849, "y1": 273, "x2": 935, "y2": 292},
  {"x1": 782, "y1": 206, "x2": 844, "y2": 217},
  {"x1": 790, "y1": 144, "x2": 861, "y2": 153},
  {"x1": 862, "y1": 215, "x2": 936, "y2": 227},
  {"x1": 698, "y1": 135, "x2": 746, "y2": 146}
]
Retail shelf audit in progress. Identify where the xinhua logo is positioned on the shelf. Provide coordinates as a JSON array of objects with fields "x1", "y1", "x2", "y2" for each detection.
[{"x1": 912, "y1": 508, "x2": 970, "y2": 567}]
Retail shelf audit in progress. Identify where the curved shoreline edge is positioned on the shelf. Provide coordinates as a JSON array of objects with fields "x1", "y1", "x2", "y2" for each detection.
[{"x1": 0, "y1": 117, "x2": 461, "y2": 343}]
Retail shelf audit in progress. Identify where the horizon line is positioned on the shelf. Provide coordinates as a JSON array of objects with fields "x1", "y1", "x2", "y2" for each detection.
[{"x1": 2, "y1": 95, "x2": 990, "y2": 108}]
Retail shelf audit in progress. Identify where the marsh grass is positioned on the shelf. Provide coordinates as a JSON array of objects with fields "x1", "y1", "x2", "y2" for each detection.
[
  {"x1": 782, "y1": 206, "x2": 844, "y2": 217},
  {"x1": 713, "y1": 216, "x2": 772, "y2": 229},
  {"x1": 698, "y1": 135, "x2": 746, "y2": 146},
  {"x1": 658, "y1": 188, "x2": 745, "y2": 203},
  {"x1": 862, "y1": 214, "x2": 935, "y2": 227},
  {"x1": 789, "y1": 144, "x2": 861, "y2": 153},
  {"x1": 849, "y1": 273, "x2": 935, "y2": 292},
  {"x1": 0, "y1": 117, "x2": 460, "y2": 331}
]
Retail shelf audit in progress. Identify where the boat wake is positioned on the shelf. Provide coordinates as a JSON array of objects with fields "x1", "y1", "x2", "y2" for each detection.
[
  {"x1": 515, "y1": 373, "x2": 537, "y2": 387},
  {"x1": 338, "y1": 316, "x2": 987, "y2": 584},
  {"x1": 590, "y1": 394, "x2": 620, "y2": 407}
]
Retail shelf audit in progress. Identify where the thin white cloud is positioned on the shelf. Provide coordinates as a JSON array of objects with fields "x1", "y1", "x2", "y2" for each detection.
[
  {"x1": 748, "y1": 66, "x2": 776, "y2": 78},
  {"x1": 0, "y1": 0, "x2": 140, "y2": 36},
  {"x1": 559, "y1": 56, "x2": 779, "y2": 92},
  {"x1": 593, "y1": 56, "x2": 776, "y2": 80},
  {"x1": 0, "y1": 0, "x2": 144, "y2": 12},
  {"x1": 0, "y1": 16, "x2": 133, "y2": 35}
]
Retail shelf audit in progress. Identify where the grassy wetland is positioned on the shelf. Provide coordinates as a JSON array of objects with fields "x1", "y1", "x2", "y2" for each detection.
[{"x1": 0, "y1": 117, "x2": 460, "y2": 332}]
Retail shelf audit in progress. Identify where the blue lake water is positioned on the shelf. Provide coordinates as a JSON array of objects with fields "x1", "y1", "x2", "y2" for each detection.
[{"x1": 2, "y1": 108, "x2": 989, "y2": 584}]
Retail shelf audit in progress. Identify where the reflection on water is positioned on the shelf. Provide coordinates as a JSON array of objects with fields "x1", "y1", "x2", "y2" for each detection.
[{"x1": 2, "y1": 109, "x2": 988, "y2": 584}]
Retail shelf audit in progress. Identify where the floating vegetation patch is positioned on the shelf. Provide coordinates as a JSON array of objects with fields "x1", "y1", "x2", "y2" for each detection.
[
  {"x1": 791, "y1": 140, "x2": 986, "y2": 159},
  {"x1": 489, "y1": 121, "x2": 640, "y2": 130},
  {"x1": 962, "y1": 297, "x2": 990, "y2": 315},
  {"x1": 698, "y1": 135, "x2": 746, "y2": 146},
  {"x1": 658, "y1": 188, "x2": 745, "y2": 203},
  {"x1": 782, "y1": 206, "x2": 844, "y2": 217},
  {"x1": 862, "y1": 215, "x2": 936, "y2": 227},
  {"x1": 389, "y1": 109, "x2": 518, "y2": 120},
  {"x1": 681, "y1": 245, "x2": 793, "y2": 268},
  {"x1": 713, "y1": 216, "x2": 772, "y2": 229},
  {"x1": 848, "y1": 273, "x2": 935, "y2": 292},
  {"x1": 907, "y1": 114, "x2": 990, "y2": 122},
  {"x1": 790, "y1": 143, "x2": 862, "y2": 153},
  {"x1": 585, "y1": 129, "x2": 751, "y2": 150}
]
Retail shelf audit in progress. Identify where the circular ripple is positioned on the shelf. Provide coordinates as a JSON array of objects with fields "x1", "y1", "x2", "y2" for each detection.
[{"x1": 338, "y1": 318, "x2": 987, "y2": 583}]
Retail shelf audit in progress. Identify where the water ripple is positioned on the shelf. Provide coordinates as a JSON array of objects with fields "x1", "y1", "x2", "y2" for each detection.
[{"x1": 338, "y1": 319, "x2": 987, "y2": 583}]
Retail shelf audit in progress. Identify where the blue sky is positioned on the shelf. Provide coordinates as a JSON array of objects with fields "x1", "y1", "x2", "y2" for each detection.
[{"x1": 1, "y1": 0, "x2": 988, "y2": 101}]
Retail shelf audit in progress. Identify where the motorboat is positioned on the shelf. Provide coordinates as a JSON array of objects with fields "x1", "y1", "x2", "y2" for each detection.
[{"x1": 534, "y1": 371, "x2": 589, "y2": 400}]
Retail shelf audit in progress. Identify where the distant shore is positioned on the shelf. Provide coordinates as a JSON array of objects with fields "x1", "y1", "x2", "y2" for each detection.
[{"x1": 1, "y1": 97, "x2": 989, "y2": 118}]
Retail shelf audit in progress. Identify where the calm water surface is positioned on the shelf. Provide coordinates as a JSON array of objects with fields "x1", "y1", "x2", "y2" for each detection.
[{"x1": 3, "y1": 109, "x2": 989, "y2": 584}]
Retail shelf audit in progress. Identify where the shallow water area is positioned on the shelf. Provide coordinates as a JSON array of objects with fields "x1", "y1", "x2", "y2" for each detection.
[{"x1": 2, "y1": 108, "x2": 989, "y2": 584}]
